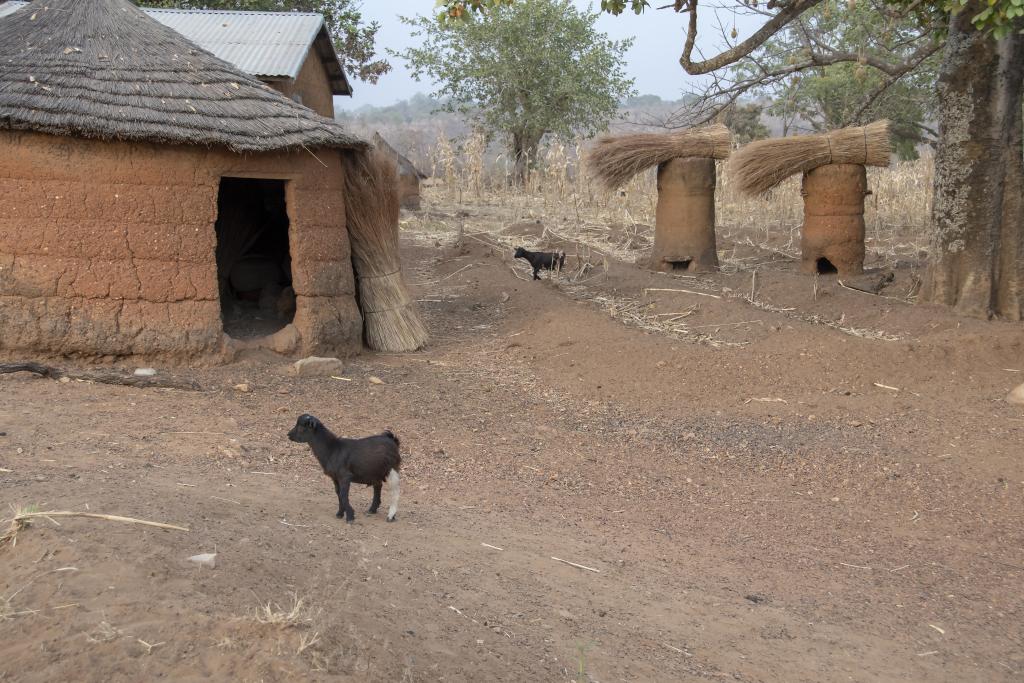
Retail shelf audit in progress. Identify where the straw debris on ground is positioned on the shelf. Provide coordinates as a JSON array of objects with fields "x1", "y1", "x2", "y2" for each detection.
[
  {"x1": 729, "y1": 120, "x2": 891, "y2": 196},
  {"x1": 586, "y1": 124, "x2": 732, "y2": 190}
]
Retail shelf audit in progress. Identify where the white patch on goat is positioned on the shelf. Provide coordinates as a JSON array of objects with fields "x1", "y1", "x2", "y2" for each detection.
[{"x1": 387, "y1": 469, "x2": 400, "y2": 521}]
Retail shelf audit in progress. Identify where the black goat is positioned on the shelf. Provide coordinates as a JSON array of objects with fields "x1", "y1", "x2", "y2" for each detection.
[
  {"x1": 514, "y1": 247, "x2": 566, "y2": 280},
  {"x1": 287, "y1": 414, "x2": 401, "y2": 523}
]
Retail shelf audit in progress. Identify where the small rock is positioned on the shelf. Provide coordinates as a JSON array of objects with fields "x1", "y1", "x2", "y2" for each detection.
[
  {"x1": 233, "y1": 383, "x2": 251, "y2": 393},
  {"x1": 58, "y1": 376, "x2": 71, "y2": 384},
  {"x1": 369, "y1": 376, "x2": 384, "y2": 385},
  {"x1": 134, "y1": 368, "x2": 157, "y2": 377},
  {"x1": 290, "y1": 357, "x2": 344, "y2": 377},
  {"x1": 745, "y1": 593, "x2": 769, "y2": 604},
  {"x1": 0, "y1": 432, "x2": 6, "y2": 437},
  {"x1": 188, "y1": 553, "x2": 217, "y2": 569},
  {"x1": 848, "y1": 420, "x2": 862, "y2": 427},
  {"x1": 1006, "y1": 383, "x2": 1024, "y2": 406},
  {"x1": 500, "y1": 292, "x2": 510, "y2": 303}
]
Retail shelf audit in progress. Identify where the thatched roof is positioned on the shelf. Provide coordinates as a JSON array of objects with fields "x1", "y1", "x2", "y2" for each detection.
[
  {"x1": 0, "y1": 0, "x2": 364, "y2": 153},
  {"x1": 372, "y1": 132, "x2": 428, "y2": 180}
]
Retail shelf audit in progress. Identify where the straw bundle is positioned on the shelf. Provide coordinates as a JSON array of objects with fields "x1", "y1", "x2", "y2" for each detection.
[
  {"x1": 586, "y1": 124, "x2": 733, "y2": 190},
  {"x1": 342, "y1": 149, "x2": 428, "y2": 352},
  {"x1": 729, "y1": 120, "x2": 891, "y2": 196}
]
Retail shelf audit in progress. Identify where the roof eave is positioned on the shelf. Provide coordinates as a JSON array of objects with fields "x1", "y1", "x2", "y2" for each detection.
[{"x1": 312, "y1": 24, "x2": 352, "y2": 97}]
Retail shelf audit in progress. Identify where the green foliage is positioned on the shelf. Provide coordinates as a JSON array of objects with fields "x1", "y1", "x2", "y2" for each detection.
[
  {"x1": 441, "y1": 0, "x2": 1019, "y2": 39},
  {"x1": 137, "y1": 0, "x2": 390, "y2": 83},
  {"x1": 890, "y1": 0, "x2": 1024, "y2": 39},
  {"x1": 721, "y1": 103, "x2": 770, "y2": 144},
  {"x1": 734, "y1": 0, "x2": 940, "y2": 158},
  {"x1": 436, "y1": 0, "x2": 651, "y2": 22},
  {"x1": 400, "y1": 0, "x2": 635, "y2": 176}
]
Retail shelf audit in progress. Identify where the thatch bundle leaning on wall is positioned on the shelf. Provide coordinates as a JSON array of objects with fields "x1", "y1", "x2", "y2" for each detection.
[
  {"x1": 586, "y1": 124, "x2": 732, "y2": 190},
  {"x1": 729, "y1": 120, "x2": 891, "y2": 196},
  {"x1": 342, "y1": 149, "x2": 428, "y2": 352}
]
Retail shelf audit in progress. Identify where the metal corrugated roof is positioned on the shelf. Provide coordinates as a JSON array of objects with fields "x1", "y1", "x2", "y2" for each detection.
[
  {"x1": 0, "y1": 1, "x2": 23, "y2": 19},
  {"x1": 145, "y1": 8, "x2": 321, "y2": 81},
  {"x1": 0, "y1": 2, "x2": 351, "y2": 95}
]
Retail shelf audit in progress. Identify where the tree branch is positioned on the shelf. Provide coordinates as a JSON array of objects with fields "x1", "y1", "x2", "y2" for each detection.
[{"x1": 680, "y1": 0, "x2": 825, "y2": 74}]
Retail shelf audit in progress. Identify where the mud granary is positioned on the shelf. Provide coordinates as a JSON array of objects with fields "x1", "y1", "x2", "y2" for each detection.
[
  {"x1": 0, "y1": 0, "x2": 369, "y2": 361},
  {"x1": 372, "y1": 133, "x2": 428, "y2": 211}
]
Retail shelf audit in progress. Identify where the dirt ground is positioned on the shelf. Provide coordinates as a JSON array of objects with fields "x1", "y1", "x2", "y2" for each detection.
[{"x1": 2, "y1": 203, "x2": 1023, "y2": 682}]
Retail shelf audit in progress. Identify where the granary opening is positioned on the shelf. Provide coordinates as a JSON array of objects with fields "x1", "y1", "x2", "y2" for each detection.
[
  {"x1": 816, "y1": 257, "x2": 838, "y2": 274},
  {"x1": 214, "y1": 178, "x2": 296, "y2": 340},
  {"x1": 668, "y1": 258, "x2": 693, "y2": 272}
]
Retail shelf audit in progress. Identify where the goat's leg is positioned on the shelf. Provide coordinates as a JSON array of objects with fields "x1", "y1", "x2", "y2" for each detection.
[
  {"x1": 331, "y1": 476, "x2": 342, "y2": 517},
  {"x1": 336, "y1": 476, "x2": 355, "y2": 523},
  {"x1": 368, "y1": 483, "x2": 382, "y2": 514},
  {"x1": 532, "y1": 267, "x2": 540, "y2": 280}
]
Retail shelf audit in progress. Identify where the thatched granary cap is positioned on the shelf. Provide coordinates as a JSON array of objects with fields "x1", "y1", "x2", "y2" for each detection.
[{"x1": 0, "y1": 0, "x2": 365, "y2": 153}]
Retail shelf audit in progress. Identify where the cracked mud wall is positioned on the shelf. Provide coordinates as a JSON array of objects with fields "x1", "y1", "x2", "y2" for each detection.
[{"x1": 0, "y1": 131, "x2": 361, "y2": 360}]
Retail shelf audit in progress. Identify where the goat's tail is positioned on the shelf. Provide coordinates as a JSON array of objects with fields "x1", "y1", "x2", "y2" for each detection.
[
  {"x1": 382, "y1": 429, "x2": 400, "y2": 448},
  {"x1": 386, "y1": 468, "x2": 400, "y2": 522}
]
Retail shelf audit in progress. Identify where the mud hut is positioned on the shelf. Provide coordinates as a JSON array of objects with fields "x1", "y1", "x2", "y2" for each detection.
[
  {"x1": 372, "y1": 133, "x2": 428, "y2": 211},
  {"x1": 0, "y1": 0, "x2": 368, "y2": 361}
]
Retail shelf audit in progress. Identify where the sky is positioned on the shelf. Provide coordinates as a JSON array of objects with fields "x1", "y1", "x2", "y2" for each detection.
[{"x1": 335, "y1": 1, "x2": 766, "y2": 111}]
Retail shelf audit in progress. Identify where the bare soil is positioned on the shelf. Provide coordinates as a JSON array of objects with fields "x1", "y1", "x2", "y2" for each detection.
[{"x1": 2, "y1": 211, "x2": 1023, "y2": 682}]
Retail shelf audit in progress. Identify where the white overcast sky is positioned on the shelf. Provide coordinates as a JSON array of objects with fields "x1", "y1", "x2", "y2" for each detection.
[{"x1": 336, "y1": 1, "x2": 765, "y2": 110}]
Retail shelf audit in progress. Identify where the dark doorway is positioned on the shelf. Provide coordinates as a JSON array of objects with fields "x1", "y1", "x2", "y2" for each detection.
[
  {"x1": 816, "y1": 257, "x2": 838, "y2": 274},
  {"x1": 668, "y1": 258, "x2": 693, "y2": 272},
  {"x1": 214, "y1": 178, "x2": 295, "y2": 340}
]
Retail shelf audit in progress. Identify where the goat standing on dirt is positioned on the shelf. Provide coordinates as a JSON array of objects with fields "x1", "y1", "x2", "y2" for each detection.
[
  {"x1": 514, "y1": 247, "x2": 566, "y2": 280},
  {"x1": 287, "y1": 415, "x2": 401, "y2": 523}
]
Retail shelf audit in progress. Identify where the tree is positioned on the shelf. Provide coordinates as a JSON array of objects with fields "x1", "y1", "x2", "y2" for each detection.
[
  {"x1": 138, "y1": 0, "x2": 389, "y2": 84},
  {"x1": 441, "y1": 0, "x2": 1024, "y2": 321},
  {"x1": 725, "y1": 0, "x2": 939, "y2": 159},
  {"x1": 720, "y1": 102, "x2": 769, "y2": 144},
  {"x1": 396, "y1": 0, "x2": 635, "y2": 183}
]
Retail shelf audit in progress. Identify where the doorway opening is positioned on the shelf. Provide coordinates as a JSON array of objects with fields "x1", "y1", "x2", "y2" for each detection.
[{"x1": 214, "y1": 178, "x2": 296, "y2": 340}]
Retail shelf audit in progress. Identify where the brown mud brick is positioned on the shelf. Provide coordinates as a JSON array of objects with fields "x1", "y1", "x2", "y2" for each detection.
[
  {"x1": 289, "y1": 226, "x2": 352, "y2": 264},
  {"x1": 292, "y1": 295, "x2": 363, "y2": 357},
  {"x1": 801, "y1": 163, "x2": 868, "y2": 277},
  {"x1": 652, "y1": 156, "x2": 719, "y2": 273}
]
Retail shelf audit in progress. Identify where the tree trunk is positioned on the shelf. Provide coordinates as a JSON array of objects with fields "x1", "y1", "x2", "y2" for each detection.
[
  {"x1": 510, "y1": 130, "x2": 543, "y2": 186},
  {"x1": 923, "y1": 9, "x2": 1024, "y2": 320}
]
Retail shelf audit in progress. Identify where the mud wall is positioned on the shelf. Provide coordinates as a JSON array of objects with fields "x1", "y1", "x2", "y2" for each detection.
[
  {"x1": 0, "y1": 130, "x2": 360, "y2": 361},
  {"x1": 398, "y1": 174, "x2": 421, "y2": 211},
  {"x1": 652, "y1": 157, "x2": 718, "y2": 273},
  {"x1": 270, "y1": 50, "x2": 335, "y2": 119},
  {"x1": 801, "y1": 163, "x2": 867, "y2": 276}
]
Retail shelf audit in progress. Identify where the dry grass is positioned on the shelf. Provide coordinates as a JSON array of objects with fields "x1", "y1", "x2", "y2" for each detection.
[
  {"x1": 0, "y1": 504, "x2": 39, "y2": 550},
  {"x1": 253, "y1": 593, "x2": 314, "y2": 628},
  {"x1": 729, "y1": 120, "x2": 891, "y2": 195},
  {"x1": 343, "y1": 149, "x2": 429, "y2": 352},
  {"x1": 415, "y1": 129, "x2": 932, "y2": 274},
  {"x1": 586, "y1": 124, "x2": 732, "y2": 190}
]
